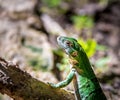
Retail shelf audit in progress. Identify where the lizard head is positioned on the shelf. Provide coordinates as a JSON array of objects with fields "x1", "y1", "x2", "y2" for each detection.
[
  {"x1": 57, "y1": 36, "x2": 82, "y2": 58},
  {"x1": 57, "y1": 36, "x2": 94, "y2": 77}
]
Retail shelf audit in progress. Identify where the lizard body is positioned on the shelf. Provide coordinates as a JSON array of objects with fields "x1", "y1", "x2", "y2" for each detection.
[{"x1": 49, "y1": 36, "x2": 106, "y2": 100}]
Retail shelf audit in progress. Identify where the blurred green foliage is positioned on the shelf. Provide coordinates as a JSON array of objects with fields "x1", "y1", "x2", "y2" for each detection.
[
  {"x1": 96, "y1": 44, "x2": 107, "y2": 51},
  {"x1": 53, "y1": 49, "x2": 69, "y2": 71},
  {"x1": 25, "y1": 45, "x2": 49, "y2": 71},
  {"x1": 53, "y1": 49, "x2": 64, "y2": 57},
  {"x1": 78, "y1": 39, "x2": 97, "y2": 58},
  {"x1": 28, "y1": 58, "x2": 48, "y2": 71},
  {"x1": 25, "y1": 45, "x2": 43, "y2": 53},
  {"x1": 56, "y1": 57, "x2": 70, "y2": 71},
  {"x1": 99, "y1": 0, "x2": 109, "y2": 5},
  {"x1": 42, "y1": 0, "x2": 61, "y2": 7},
  {"x1": 71, "y1": 15, "x2": 94, "y2": 30},
  {"x1": 95, "y1": 57, "x2": 110, "y2": 68},
  {"x1": 95, "y1": 57, "x2": 110, "y2": 73}
]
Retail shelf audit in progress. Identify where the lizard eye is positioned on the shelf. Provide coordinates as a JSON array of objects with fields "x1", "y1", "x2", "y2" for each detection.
[
  {"x1": 66, "y1": 41, "x2": 70, "y2": 45},
  {"x1": 65, "y1": 41, "x2": 72, "y2": 47}
]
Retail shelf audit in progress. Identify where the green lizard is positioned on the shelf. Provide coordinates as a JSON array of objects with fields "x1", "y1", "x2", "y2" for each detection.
[{"x1": 49, "y1": 36, "x2": 106, "y2": 100}]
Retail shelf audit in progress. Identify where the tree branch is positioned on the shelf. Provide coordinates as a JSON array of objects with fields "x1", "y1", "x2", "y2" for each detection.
[{"x1": 0, "y1": 57, "x2": 75, "y2": 100}]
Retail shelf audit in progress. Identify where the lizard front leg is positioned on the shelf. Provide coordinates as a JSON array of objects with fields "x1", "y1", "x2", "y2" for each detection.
[{"x1": 48, "y1": 68, "x2": 76, "y2": 88}]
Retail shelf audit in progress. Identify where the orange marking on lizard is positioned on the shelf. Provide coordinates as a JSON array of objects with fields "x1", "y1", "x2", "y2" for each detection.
[
  {"x1": 71, "y1": 51, "x2": 78, "y2": 57},
  {"x1": 69, "y1": 59, "x2": 79, "y2": 66}
]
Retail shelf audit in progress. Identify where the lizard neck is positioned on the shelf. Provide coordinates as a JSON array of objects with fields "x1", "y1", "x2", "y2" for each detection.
[
  {"x1": 72, "y1": 51, "x2": 106, "y2": 100},
  {"x1": 70, "y1": 50, "x2": 96, "y2": 79}
]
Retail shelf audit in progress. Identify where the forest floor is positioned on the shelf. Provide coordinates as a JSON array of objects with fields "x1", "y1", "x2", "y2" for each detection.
[{"x1": 0, "y1": 0, "x2": 120, "y2": 100}]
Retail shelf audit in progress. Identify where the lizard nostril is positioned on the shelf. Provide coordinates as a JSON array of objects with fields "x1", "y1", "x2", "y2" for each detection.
[
  {"x1": 57, "y1": 36, "x2": 61, "y2": 41},
  {"x1": 57, "y1": 36, "x2": 63, "y2": 42}
]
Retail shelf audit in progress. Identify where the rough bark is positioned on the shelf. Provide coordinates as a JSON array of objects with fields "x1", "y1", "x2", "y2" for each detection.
[{"x1": 0, "y1": 57, "x2": 75, "y2": 100}]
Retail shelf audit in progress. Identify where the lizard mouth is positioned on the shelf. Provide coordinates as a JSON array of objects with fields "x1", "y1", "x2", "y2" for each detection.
[
  {"x1": 57, "y1": 36, "x2": 64, "y2": 44},
  {"x1": 57, "y1": 36, "x2": 73, "y2": 55},
  {"x1": 57, "y1": 36, "x2": 68, "y2": 49},
  {"x1": 57, "y1": 36, "x2": 64, "y2": 41},
  {"x1": 57, "y1": 36, "x2": 62, "y2": 41}
]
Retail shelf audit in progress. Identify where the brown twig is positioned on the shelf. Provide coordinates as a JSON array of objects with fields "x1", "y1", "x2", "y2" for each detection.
[{"x1": 0, "y1": 57, "x2": 75, "y2": 100}]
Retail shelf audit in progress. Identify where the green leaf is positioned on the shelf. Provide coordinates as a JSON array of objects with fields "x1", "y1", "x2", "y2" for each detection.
[
  {"x1": 78, "y1": 39, "x2": 97, "y2": 57},
  {"x1": 42, "y1": 0, "x2": 61, "y2": 7}
]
